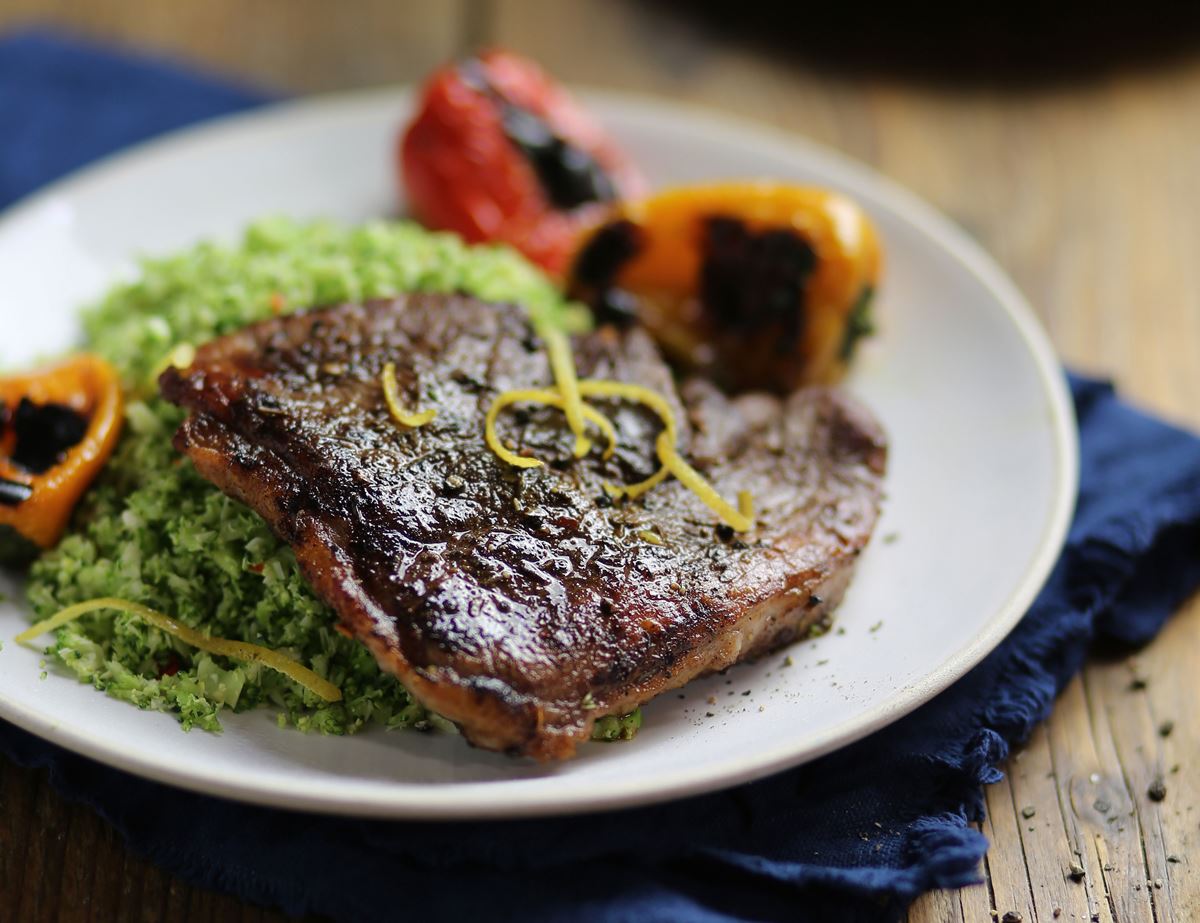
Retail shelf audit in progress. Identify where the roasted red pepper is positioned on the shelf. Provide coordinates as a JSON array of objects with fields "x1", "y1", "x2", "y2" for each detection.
[
  {"x1": 0, "y1": 354, "x2": 123, "y2": 561},
  {"x1": 400, "y1": 50, "x2": 644, "y2": 274}
]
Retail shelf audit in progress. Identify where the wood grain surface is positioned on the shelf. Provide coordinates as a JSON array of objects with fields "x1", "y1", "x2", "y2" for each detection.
[{"x1": 0, "y1": 1, "x2": 1197, "y2": 920}]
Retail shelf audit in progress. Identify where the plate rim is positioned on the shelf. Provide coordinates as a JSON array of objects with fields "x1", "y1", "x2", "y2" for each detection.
[{"x1": 0, "y1": 85, "x2": 1078, "y2": 819}]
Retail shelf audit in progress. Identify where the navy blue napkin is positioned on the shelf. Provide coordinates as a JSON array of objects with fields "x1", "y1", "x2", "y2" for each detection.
[
  {"x1": 0, "y1": 29, "x2": 267, "y2": 210},
  {"x1": 3, "y1": 29, "x2": 1200, "y2": 923}
]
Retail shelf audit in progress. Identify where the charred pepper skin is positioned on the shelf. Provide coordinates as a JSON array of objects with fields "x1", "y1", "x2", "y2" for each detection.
[
  {"x1": 457, "y1": 56, "x2": 618, "y2": 212},
  {"x1": 0, "y1": 354, "x2": 124, "y2": 560},
  {"x1": 567, "y1": 182, "x2": 883, "y2": 392},
  {"x1": 400, "y1": 50, "x2": 644, "y2": 275},
  {"x1": 11, "y1": 398, "x2": 90, "y2": 473}
]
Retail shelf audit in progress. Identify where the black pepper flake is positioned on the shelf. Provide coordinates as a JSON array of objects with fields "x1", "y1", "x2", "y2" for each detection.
[
  {"x1": 715, "y1": 523, "x2": 735, "y2": 543},
  {"x1": 1129, "y1": 676, "x2": 1148, "y2": 691},
  {"x1": 741, "y1": 690, "x2": 751, "y2": 697},
  {"x1": 1147, "y1": 778, "x2": 1167, "y2": 802},
  {"x1": 730, "y1": 539, "x2": 749, "y2": 551},
  {"x1": 1159, "y1": 720, "x2": 1175, "y2": 737},
  {"x1": 705, "y1": 711, "x2": 715, "y2": 718},
  {"x1": 595, "y1": 493, "x2": 613, "y2": 509},
  {"x1": 808, "y1": 594, "x2": 823, "y2": 608},
  {"x1": 450, "y1": 369, "x2": 488, "y2": 391}
]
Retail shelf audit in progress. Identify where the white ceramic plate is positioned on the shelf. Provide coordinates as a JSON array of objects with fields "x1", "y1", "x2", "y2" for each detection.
[{"x1": 0, "y1": 88, "x2": 1076, "y2": 818}]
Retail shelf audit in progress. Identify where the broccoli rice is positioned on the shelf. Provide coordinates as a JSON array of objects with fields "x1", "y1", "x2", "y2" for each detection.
[{"x1": 24, "y1": 217, "x2": 585, "y2": 735}]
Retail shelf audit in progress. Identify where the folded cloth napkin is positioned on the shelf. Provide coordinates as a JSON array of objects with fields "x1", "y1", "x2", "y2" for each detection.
[{"x1": 3, "y1": 29, "x2": 1200, "y2": 923}]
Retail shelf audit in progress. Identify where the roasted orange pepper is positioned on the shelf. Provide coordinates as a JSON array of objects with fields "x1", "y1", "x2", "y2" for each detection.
[
  {"x1": 567, "y1": 182, "x2": 882, "y2": 392},
  {"x1": 0, "y1": 354, "x2": 123, "y2": 557}
]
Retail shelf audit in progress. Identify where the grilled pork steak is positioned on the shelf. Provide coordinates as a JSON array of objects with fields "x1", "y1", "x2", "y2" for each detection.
[{"x1": 160, "y1": 295, "x2": 886, "y2": 759}]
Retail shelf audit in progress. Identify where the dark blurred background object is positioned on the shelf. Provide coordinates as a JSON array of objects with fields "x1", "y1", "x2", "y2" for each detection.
[
  {"x1": 6, "y1": 0, "x2": 1200, "y2": 90},
  {"x1": 0, "y1": 2, "x2": 1197, "y2": 923},
  {"x1": 655, "y1": 0, "x2": 1200, "y2": 84}
]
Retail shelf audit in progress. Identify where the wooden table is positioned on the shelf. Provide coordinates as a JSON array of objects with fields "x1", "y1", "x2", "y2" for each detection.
[{"x1": 1, "y1": 2, "x2": 1196, "y2": 920}]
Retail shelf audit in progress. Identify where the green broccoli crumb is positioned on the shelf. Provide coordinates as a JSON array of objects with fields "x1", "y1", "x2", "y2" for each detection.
[{"x1": 591, "y1": 709, "x2": 643, "y2": 742}]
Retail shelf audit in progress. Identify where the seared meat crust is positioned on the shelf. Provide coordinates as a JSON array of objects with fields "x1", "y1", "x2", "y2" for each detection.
[{"x1": 160, "y1": 295, "x2": 886, "y2": 759}]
